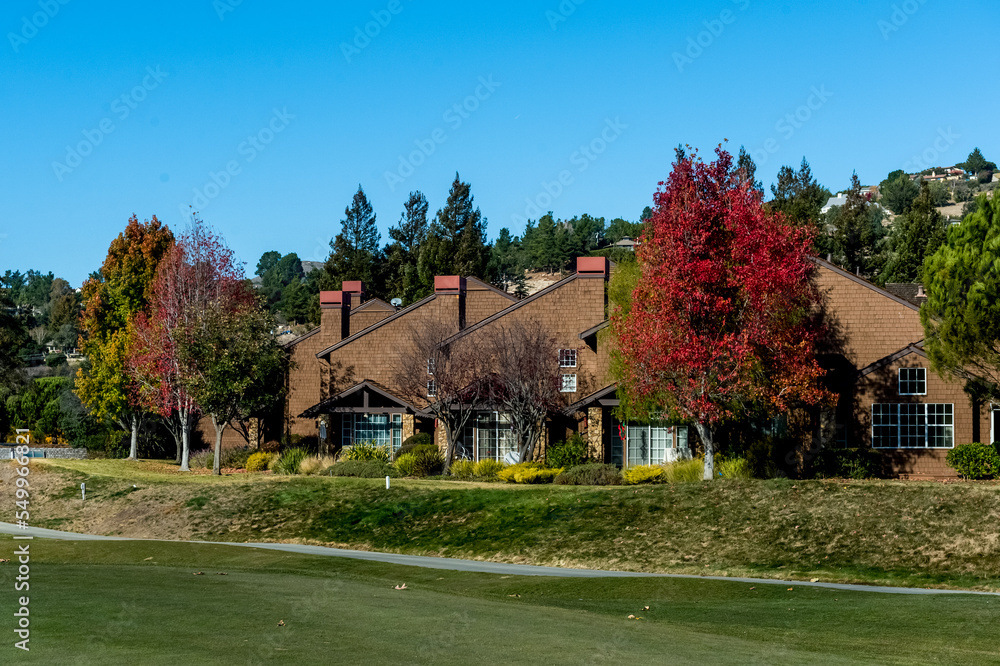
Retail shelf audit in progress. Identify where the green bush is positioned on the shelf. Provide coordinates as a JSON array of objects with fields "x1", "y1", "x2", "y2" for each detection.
[
  {"x1": 341, "y1": 440, "x2": 391, "y2": 463},
  {"x1": 547, "y1": 433, "x2": 589, "y2": 469},
  {"x1": 395, "y1": 433, "x2": 434, "y2": 459},
  {"x1": 245, "y1": 452, "x2": 273, "y2": 473},
  {"x1": 554, "y1": 463, "x2": 622, "y2": 486},
  {"x1": 189, "y1": 450, "x2": 212, "y2": 469},
  {"x1": 394, "y1": 453, "x2": 419, "y2": 477},
  {"x1": 274, "y1": 448, "x2": 310, "y2": 475},
  {"x1": 473, "y1": 459, "x2": 505, "y2": 481},
  {"x1": 946, "y1": 443, "x2": 1000, "y2": 480},
  {"x1": 663, "y1": 457, "x2": 704, "y2": 483},
  {"x1": 812, "y1": 448, "x2": 884, "y2": 480},
  {"x1": 498, "y1": 462, "x2": 561, "y2": 484},
  {"x1": 449, "y1": 459, "x2": 476, "y2": 480},
  {"x1": 220, "y1": 446, "x2": 253, "y2": 470},
  {"x1": 412, "y1": 448, "x2": 444, "y2": 476},
  {"x1": 717, "y1": 456, "x2": 753, "y2": 480},
  {"x1": 329, "y1": 460, "x2": 397, "y2": 479},
  {"x1": 622, "y1": 465, "x2": 665, "y2": 485}
]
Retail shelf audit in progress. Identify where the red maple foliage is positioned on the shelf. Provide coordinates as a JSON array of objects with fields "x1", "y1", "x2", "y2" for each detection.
[{"x1": 612, "y1": 147, "x2": 828, "y2": 479}]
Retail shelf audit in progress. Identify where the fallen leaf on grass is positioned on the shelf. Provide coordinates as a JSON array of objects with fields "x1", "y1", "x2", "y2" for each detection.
[
  {"x1": 508, "y1": 594, "x2": 520, "y2": 598},
  {"x1": 394, "y1": 584, "x2": 408, "y2": 590},
  {"x1": 787, "y1": 588, "x2": 794, "y2": 591},
  {"x1": 193, "y1": 572, "x2": 204, "y2": 576},
  {"x1": 641, "y1": 606, "x2": 650, "y2": 611},
  {"x1": 143, "y1": 557, "x2": 153, "y2": 561},
  {"x1": 0, "y1": 559, "x2": 10, "y2": 564},
  {"x1": 749, "y1": 587, "x2": 755, "y2": 591},
  {"x1": 277, "y1": 620, "x2": 285, "y2": 627},
  {"x1": 810, "y1": 578, "x2": 819, "y2": 583}
]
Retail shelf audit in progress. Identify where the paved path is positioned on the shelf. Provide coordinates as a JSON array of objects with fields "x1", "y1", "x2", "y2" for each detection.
[{"x1": 1, "y1": 522, "x2": 995, "y2": 596}]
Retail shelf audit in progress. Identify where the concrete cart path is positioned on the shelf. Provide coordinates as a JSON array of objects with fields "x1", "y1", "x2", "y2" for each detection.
[{"x1": 2, "y1": 522, "x2": 995, "y2": 596}]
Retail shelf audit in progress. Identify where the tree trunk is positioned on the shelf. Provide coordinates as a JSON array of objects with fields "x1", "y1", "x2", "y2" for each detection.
[
  {"x1": 695, "y1": 422, "x2": 715, "y2": 481},
  {"x1": 128, "y1": 415, "x2": 139, "y2": 460},
  {"x1": 442, "y1": 424, "x2": 456, "y2": 472},
  {"x1": 179, "y1": 412, "x2": 191, "y2": 472},
  {"x1": 211, "y1": 414, "x2": 225, "y2": 476}
]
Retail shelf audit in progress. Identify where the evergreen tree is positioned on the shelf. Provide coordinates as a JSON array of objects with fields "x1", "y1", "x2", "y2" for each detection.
[
  {"x1": 486, "y1": 227, "x2": 525, "y2": 294},
  {"x1": 418, "y1": 174, "x2": 489, "y2": 287},
  {"x1": 322, "y1": 185, "x2": 386, "y2": 298},
  {"x1": 879, "y1": 172, "x2": 920, "y2": 214},
  {"x1": 826, "y1": 173, "x2": 888, "y2": 279},
  {"x1": 882, "y1": 182, "x2": 949, "y2": 284},
  {"x1": 386, "y1": 191, "x2": 430, "y2": 304},
  {"x1": 736, "y1": 146, "x2": 764, "y2": 194},
  {"x1": 769, "y1": 157, "x2": 832, "y2": 227}
]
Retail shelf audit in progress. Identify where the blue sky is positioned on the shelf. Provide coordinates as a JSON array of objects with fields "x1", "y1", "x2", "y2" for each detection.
[{"x1": 1, "y1": 0, "x2": 996, "y2": 286}]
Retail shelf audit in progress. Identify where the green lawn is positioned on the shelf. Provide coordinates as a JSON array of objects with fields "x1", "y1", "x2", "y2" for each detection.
[
  {"x1": 8, "y1": 459, "x2": 1000, "y2": 591},
  {"x1": 2, "y1": 536, "x2": 998, "y2": 665}
]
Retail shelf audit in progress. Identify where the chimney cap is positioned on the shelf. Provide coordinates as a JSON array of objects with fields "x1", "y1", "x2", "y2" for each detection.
[
  {"x1": 320, "y1": 291, "x2": 352, "y2": 308},
  {"x1": 342, "y1": 280, "x2": 365, "y2": 295},
  {"x1": 434, "y1": 276, "x2": 466, "y2": 294},
  {"x1": 577, "y1": 256, "x2": 609, "y2": 278}
]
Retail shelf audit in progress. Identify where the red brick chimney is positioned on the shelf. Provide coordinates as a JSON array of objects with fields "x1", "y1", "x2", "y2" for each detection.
[
  {"x1": 342, "y1": 281, "x2": 365, "y2": 303},
  {"x1": 320, "y1": 291, "x2": 352, "y2": 344},
  {"x1": 434, "y1": 276, "x2": 467, "y2": 330}
]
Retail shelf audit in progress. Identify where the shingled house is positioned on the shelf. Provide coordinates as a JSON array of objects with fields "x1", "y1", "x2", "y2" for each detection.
[{"x1": 277, "y1": 256, "x2": 988, "y2": 478}]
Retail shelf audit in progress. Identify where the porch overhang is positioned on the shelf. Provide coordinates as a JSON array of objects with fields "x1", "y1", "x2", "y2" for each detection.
[
  {"x1": 299, "y1": 381, "x2": 418, "y2": 418},
  {"x1": 561, "y1": 383, "x2": 619, "y2": 416}
]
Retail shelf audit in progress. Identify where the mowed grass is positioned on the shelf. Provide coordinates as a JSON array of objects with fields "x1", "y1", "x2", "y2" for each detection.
[
  {"x1": 8, "y1": 459, "x2": 1000, "y2": 590},
  {"x1": 2, "y1": 537, "x2": 999, "y2": 665}
]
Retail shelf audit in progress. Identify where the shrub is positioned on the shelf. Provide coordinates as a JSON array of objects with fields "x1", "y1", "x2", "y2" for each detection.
[
  {"x1": 623, "y1": 465, "x2": 665, "y2": 485},
  {"x1": 274, "y1": 448, "x2": 309, "y2": 475},
  {"x1": 554, "y1": 463, "x2": 622, "y2": 486},
  {"x1": 394, "y1": 453, "x2": 419, "y2": 477},
  {"x1": 413, "y1": 448, "x2": 445, "y2": 477},
  {"x1": 473, "y1": 459, "x2": 505, "y2": 481},
  {"x1": 260, "y1": 440, "x2": 281, "y2": 453},
  {"x1": 341, "y1": 440, "x2": 391, "y2": 463},
  {"x1": 220, "y1": 446, "x2": 253, "y2": 470},
  {"x1": 499, "y1": 462, "x2": 561, "y2": 484},
  {"x1": 450, "y1": 459, "x2": 476, "y2": 480},
  {"x1": 189, "y1": 449, "x2": 212, "y2": 469},
  {"x1": 245, "y1": 452, "x2": 274, "y2": 473},
  {"x1": 717, "y1": 456, "x2": 753, "y2": 480},
  {"x1": 547, "y1": 433, "x2": 589, "y2": 469},
  {"x1": 299, "y1": 456, "x2": 336, "y2": 475},
  {"x1": 395, "y1": 433, "x2": 434, "y2": 459},
  {"x1": 663, "y1": 457, "x2": 704, "y2": 483},
  {"x1": 329, "y1": 460, "x2": 397, "y2": 479},
  {"x1": 812, "y1": 448, "x2": 884, "y2": 480},
  {"x1": 946, "y1": 443, "x2": 1000, "y2": 480}
]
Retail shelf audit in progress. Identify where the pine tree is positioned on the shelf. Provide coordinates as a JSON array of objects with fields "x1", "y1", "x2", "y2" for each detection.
[
  {"x1": 827, "y1": 173, "x2": 887, "y2": 279},
  {"x1": 418, "y1": 174, "x2": 488, "y2": 287},
  {"x1": 882, "y1": 182, "x2": 948, "y2": 284},
  {"x1": 386, "y1": 191, "x2": 429, "y2": 303},
  {"x1": 736, "y1": 146, "x2": 763, "y2": 194},
  {"x1": 322, "y1": 186, "x2": 385, "y2": 298}
]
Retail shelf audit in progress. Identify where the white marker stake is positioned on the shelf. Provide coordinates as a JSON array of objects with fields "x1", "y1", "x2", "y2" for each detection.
[
  {"x1": 386, "y1": 476, "x2": 390, "y2": 490},
  {"x1": 81, "y1": 482, "x2": 86, "y2": 501}
]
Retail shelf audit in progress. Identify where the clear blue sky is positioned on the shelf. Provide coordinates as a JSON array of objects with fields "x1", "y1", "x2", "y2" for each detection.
[{"x1": 2, "y1": 0, "x2": 996, "y2": 286}]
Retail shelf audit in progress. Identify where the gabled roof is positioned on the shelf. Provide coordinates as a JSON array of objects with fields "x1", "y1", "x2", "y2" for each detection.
[
  {"x1": 465, "y1": 276, "x2": 520, "y2": 302},
  {"x1": 810, "y1": 257, "x2": 922, "y2": 313},
  {"x1": 579, "y1": 320, "x2": 609, "y2": 340},
  {"x1": 352, "y1": 298, "x2": 395, "y2": 313},
  {"x1": 282, "y1": 326, "x2": 320, "y2": 349},
  {"x1": 856, "y1": 343, "x2": 927, "y2": 379},
  {"x1": 316, "y1": 293, "x2": 438, "y2": 358},
  {"x1": 562, "y1": 383, "x2": 619, "y2": 415},
  {"x1": 299, "y1": 380, "x2": 417, "y2": 418},
  {"x1": 439, "y1": 273, "x2": 580, "y2": 347}
]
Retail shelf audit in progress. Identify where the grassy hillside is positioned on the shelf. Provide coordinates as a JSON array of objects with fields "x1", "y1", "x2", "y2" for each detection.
[
  {"x1": 5, "y1": 459, "x2": 1000, "y2": 590},
  {"x1": 3, "y1": 537, "x2": 998, "y2": 665}
]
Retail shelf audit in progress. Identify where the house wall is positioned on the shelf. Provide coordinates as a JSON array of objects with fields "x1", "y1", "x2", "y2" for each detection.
[{"x1": 349, "y1": 301, "x2": 396, "y2": 336}]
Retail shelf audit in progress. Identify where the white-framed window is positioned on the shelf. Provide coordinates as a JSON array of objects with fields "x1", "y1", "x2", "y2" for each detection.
[
  {"x1": 426, "y1": 380, "x2": 437, "y2": 397},
  {"x1": 560, "y1": 374, "x2": 577, "y2": 393},
  {"x1": 559, "y1": 348, "x2": 578, "y2": 368},
  {"x1": 342, "y1": 413, "x2": 403, "y2": 452},
  {"x1": 427, "y1": 357, "x2": 435, "y2": 375},
  {"x1": 898, "y1": 367, "x2": 927, "y2": 395},
  {"x1": 612, "y1": 420, "x2": 689, "y2": 467},
  {"x1": 871, "y1": 403, "x2": 953, "y2": 449},
  {"x1": 460, "y1": 411, "x2": 517, "y2": 462}
]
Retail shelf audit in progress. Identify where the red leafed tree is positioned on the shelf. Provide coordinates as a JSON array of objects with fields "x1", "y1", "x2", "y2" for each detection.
[
  {"x1": 612, "y1": 147, "x2": 828, "y2": 480},
  {"x1": 128, "y1": 216, "x2": 247, "y2": 471}
]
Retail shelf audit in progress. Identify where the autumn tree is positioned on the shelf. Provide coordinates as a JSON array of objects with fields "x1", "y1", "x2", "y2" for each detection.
[
  {"x1": 612, "y1": 147, "x2": 827, "y2": 480},
  {"x1": 394, "y1": 320, "x2": 490, "y2": 471},
  {"x1": 76, "y1": 215, "x2": 175, "y2": 460},
  {"x1": 480, "y1": 320, "x2": 563, "y2": 462},
  {"x1": 922, "y1": 193, "x2": 1000, "y2": 399}
]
